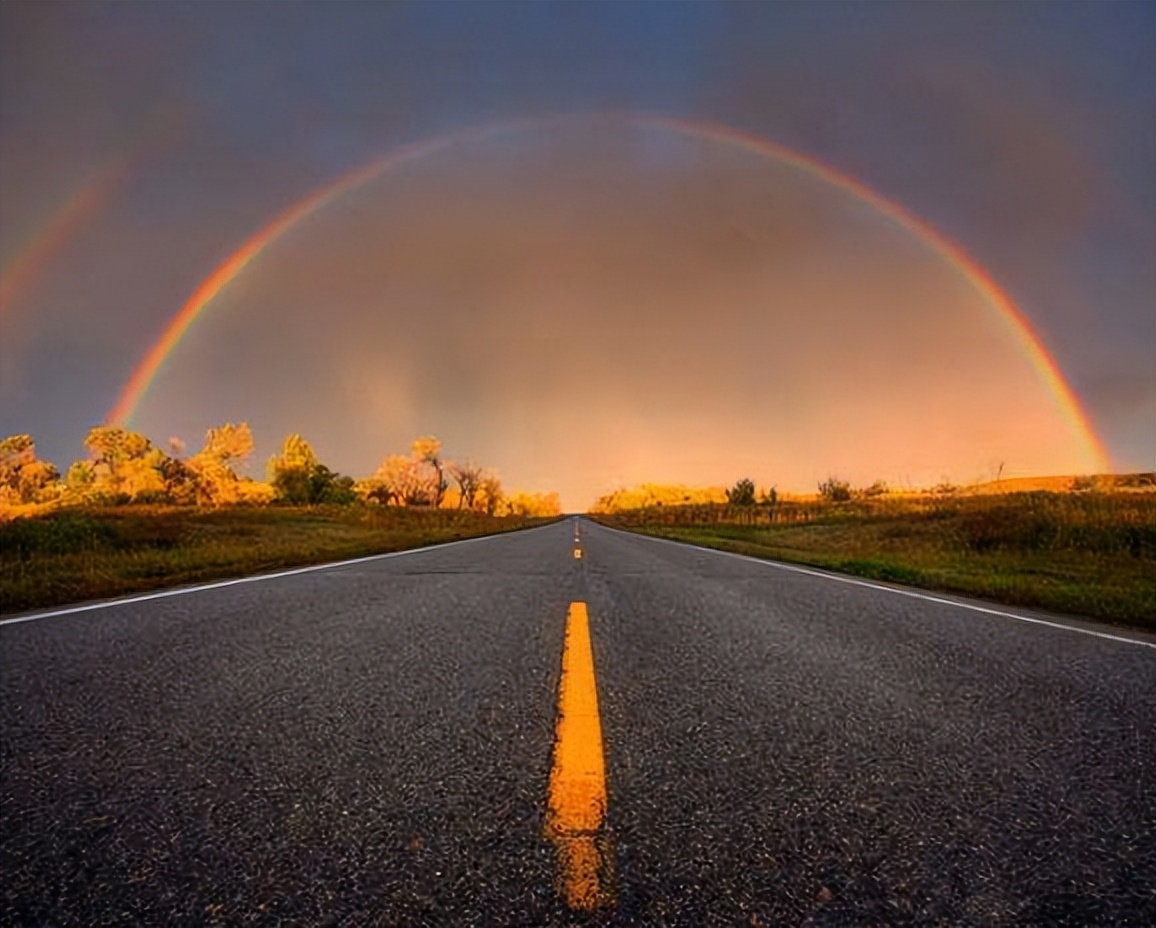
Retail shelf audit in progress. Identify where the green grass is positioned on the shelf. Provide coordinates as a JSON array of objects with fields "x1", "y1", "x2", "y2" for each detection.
[
  {"x1": 1, "y1": 504, "x2": 556, "y2": 615},
  {"x1": 593, "y1": 491, "x2": 1156, "y2": 629}
]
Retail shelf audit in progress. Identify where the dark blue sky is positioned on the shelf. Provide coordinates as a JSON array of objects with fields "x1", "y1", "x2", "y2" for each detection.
[{"x1": 1, "y1": 1, "x2": 1152, "y2": 478}]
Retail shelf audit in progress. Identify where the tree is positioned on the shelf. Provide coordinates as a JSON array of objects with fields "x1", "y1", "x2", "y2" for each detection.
[
  {"x1": 390, "y1": 453, "x2": 431, "y2": 506},
  {"x1": 818, "y1": 476, "x2": 852, "y2": 503},
  {"x1": 236, "y1": 478, "x2": 276, "y2": 505},
  {"x1": 189, "y1": 422, "x2": 254, "y2": 505},
  {"x1": 157, "y1": 455, "x2": 200, "y2": 506},
  {"x1": 268, "y1": 434, "x2": 318, "y2": 479},
  {"x1": 65, "y1": 460, "x2": 96, "y2": 493},
  {"x1": 267, "y1": 434, "x2": 353, "y2": 504},
  {"x1": 82, "y1": 426, "x2": 163, "y2": 501},
  {"x1": 412, "y1": 436, "x2": 448, "y2": 508},
  {"x1": 726, "y1": 477, "x2": 756, "y2": 507},
  {"x1": 357, "y1": 454, "x2": 409, "y2": 505},
  {"x1": 476, "y1": 473, "x2": 504, "y2": 516},
  {"x1": 268, "y1": 434, "x2": 320, "y2": 504},
  {"x1": 0, "y1": 434, "x2": 60, "y2": 506},
  {"x1": 200, "y1": 422, "x2": 253, "y2": 470},
  {"x1": 589, "y1": 483, "x2": 727, "y2": 513},
  {"x1": 360, "y1": 441, "x2": 500, "y2": 511},
  {"x1": 320, "y1": 472, "x2": 357, "y2": 505},
  {"x1": 361, "y1": 438, "x2": 446, "y2": 507},
  {"x1": 0, "y1": 434, "x2": 35, "y2": 482},
  {"x1": 502, "y1": 490, "x2": 561, "y2": 517},
  {"x1": 448, "y1": 461, "x2": 484, "y2": 510}
]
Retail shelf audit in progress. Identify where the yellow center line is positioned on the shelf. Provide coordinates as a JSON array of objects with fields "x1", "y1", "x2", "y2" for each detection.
[{"x1": 545, "y1": 601, "x2": 614, "y2": 910}]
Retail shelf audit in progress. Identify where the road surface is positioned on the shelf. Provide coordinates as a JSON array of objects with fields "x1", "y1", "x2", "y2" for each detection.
[{"x1": 3, "y1": 518, "x2": 1154, "y2": 925}]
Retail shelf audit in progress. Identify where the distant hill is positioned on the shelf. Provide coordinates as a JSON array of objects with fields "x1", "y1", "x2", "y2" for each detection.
[{"x1": 963, "y1": 473, "x2": 1155, "y2": 495}]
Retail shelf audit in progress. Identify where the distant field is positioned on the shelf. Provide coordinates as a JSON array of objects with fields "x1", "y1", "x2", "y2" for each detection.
[
  {"x1": 0, "y1": 505, "x2": 554, "y2": 615},
  {"x1": 593, "y1": 486, "x2": 1156, "y2": 629}
]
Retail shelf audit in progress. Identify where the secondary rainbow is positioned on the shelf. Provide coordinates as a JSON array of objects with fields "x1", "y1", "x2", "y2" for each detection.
[
  {"x1": 0, "y1": 159, "x2": 142, "y2": 320},
  {"x1": 1, "y1": 122, "x2": 179, "y2": 320},
  {"x1": 106, "y1": 114, "x2": 1110, "y2": 470}
]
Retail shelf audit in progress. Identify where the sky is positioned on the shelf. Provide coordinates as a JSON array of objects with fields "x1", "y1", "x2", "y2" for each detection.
[{"x1": 1, "y1": 1, "x2": 1152, "y2": 510}]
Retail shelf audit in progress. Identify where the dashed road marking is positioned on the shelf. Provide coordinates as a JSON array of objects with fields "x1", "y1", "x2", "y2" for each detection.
[{"x1": 545, "y1": 601, "x2": 613, "y2": 910}]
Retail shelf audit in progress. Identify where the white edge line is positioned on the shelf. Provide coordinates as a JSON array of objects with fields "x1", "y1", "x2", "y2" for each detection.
[
  {"x1": 0, "y1": 526, "x2": 547, "y2": 627},
  {"x1": 591, "y1": 521, "x2": 1156, "y2": 651}
]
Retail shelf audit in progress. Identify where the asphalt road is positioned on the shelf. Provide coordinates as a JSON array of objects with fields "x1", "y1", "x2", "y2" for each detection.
[{"x1": 2, "y1": 518, "x2": 1153, "y2": 926}]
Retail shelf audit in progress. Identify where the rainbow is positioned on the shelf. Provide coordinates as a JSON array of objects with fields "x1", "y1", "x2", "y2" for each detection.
[
  {"x1": 106, "y1": 114, "x2": 1110, "y2": 469},
  {"x1": 0, "y1": 123, "x2": 179, "y2": 320},
  {"x1": 0, "y1": 164, "x2": 128, "y2": 318},
  {"x1": 105, "y1": 118, "x2": 536, "y2": 425}
]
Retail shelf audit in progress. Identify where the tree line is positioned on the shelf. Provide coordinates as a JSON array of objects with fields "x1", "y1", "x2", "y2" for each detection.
[
  {"x1": 591, "y1": 476, "x2": 897, "y2": 514},
  {"x1": 0, "y1": 426, "x2": 561, "y2": 518}
]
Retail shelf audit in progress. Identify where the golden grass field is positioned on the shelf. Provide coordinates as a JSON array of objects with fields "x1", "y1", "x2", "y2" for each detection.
[
  {"x1": 3, "y1": 476, "x2": 1153, "y2": 627},
  {"x1": 593, "y1": 475, "x2": 1156, "y2": 629},
  {"x1": 0, "y1": 504, "x2": 557, "y2": 615}
]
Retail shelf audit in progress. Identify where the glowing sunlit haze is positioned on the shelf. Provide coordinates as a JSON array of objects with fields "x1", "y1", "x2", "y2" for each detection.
[
  {"x1": 1, "y1": 3, "x2": 1151, "y2": 508},
  {"x1": 131, "y1": 122, "x2": 1101, "y2": 510}
]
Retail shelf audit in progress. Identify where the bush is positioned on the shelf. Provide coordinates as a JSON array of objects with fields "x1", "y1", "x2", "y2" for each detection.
[
  {"x1": 818, "y1": 477, "x2": 852, "y2": 503},
  {"x1": 727, "y1": 478, "x2": 756, "y2": 507},
  {"x1": 273, "y1": 465, "x2": 357, "y2": 505}
]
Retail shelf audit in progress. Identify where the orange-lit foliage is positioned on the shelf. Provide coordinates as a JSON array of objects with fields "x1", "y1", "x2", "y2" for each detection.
[
  {"x1": 267, "y1": 433, "x2": 317, "y2": 476},
  {"x1": 594, "y1": 479, "x2": 1156, "y2": 545},
  {"x1": 355, "y1": 437, "x2": 516, "y2": 513},
  {"x1": 357, "y1": 453, "x2": 428, "y2": 506},
  {"x1": 0, "y1": 435, "x2": 60, "y2": 511},
  {"x1": 81, "y1": 426, "x2": 165, "y2": 501},
  {"x1": 476, "y1": 474, "x2": 504, "y2": 516},
  {"x1": 411, "y1": 435, "x2": 448, "y2": 507},
  {"x1": 594, "y1": 478, "x2": 897, "y2": 517},
  {"x1": 590, "y1": 483, "x2": 727, "y2": 513},
  {"x1": 503, "y1": 490, "x2": 562, "y2": 518},
  {"x1": 186, "y1": 422, "x2": 254, "y2": 505},
  {"x1": 448, "y1": 460, "x2": 484, "y2": 510},
  {"x1": 266, "y1": 434, "x2": 355, "y2": 504},
  {"x1": 2, "y1": 427, "x2": 561, "y2": 519}
]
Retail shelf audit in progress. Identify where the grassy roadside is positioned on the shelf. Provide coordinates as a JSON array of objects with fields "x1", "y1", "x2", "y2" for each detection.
[
  {"x1": 1, "y1": 505, "x2": 557, "y2": 615},
  {"x1": 592, "y1": 492, "x2": 1156, "y2": 630}
]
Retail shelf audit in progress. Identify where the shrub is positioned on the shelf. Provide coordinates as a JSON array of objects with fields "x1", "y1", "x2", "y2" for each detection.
[
  {"x1": 274, "y1": 464, "x2": 357, "y2": 505},
  {"x1": 727, "y1": 478, "x2": 756, "y2": 507},
  {"x1": 818, "y1": 477, "x2": 852, "y2": 503}
]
